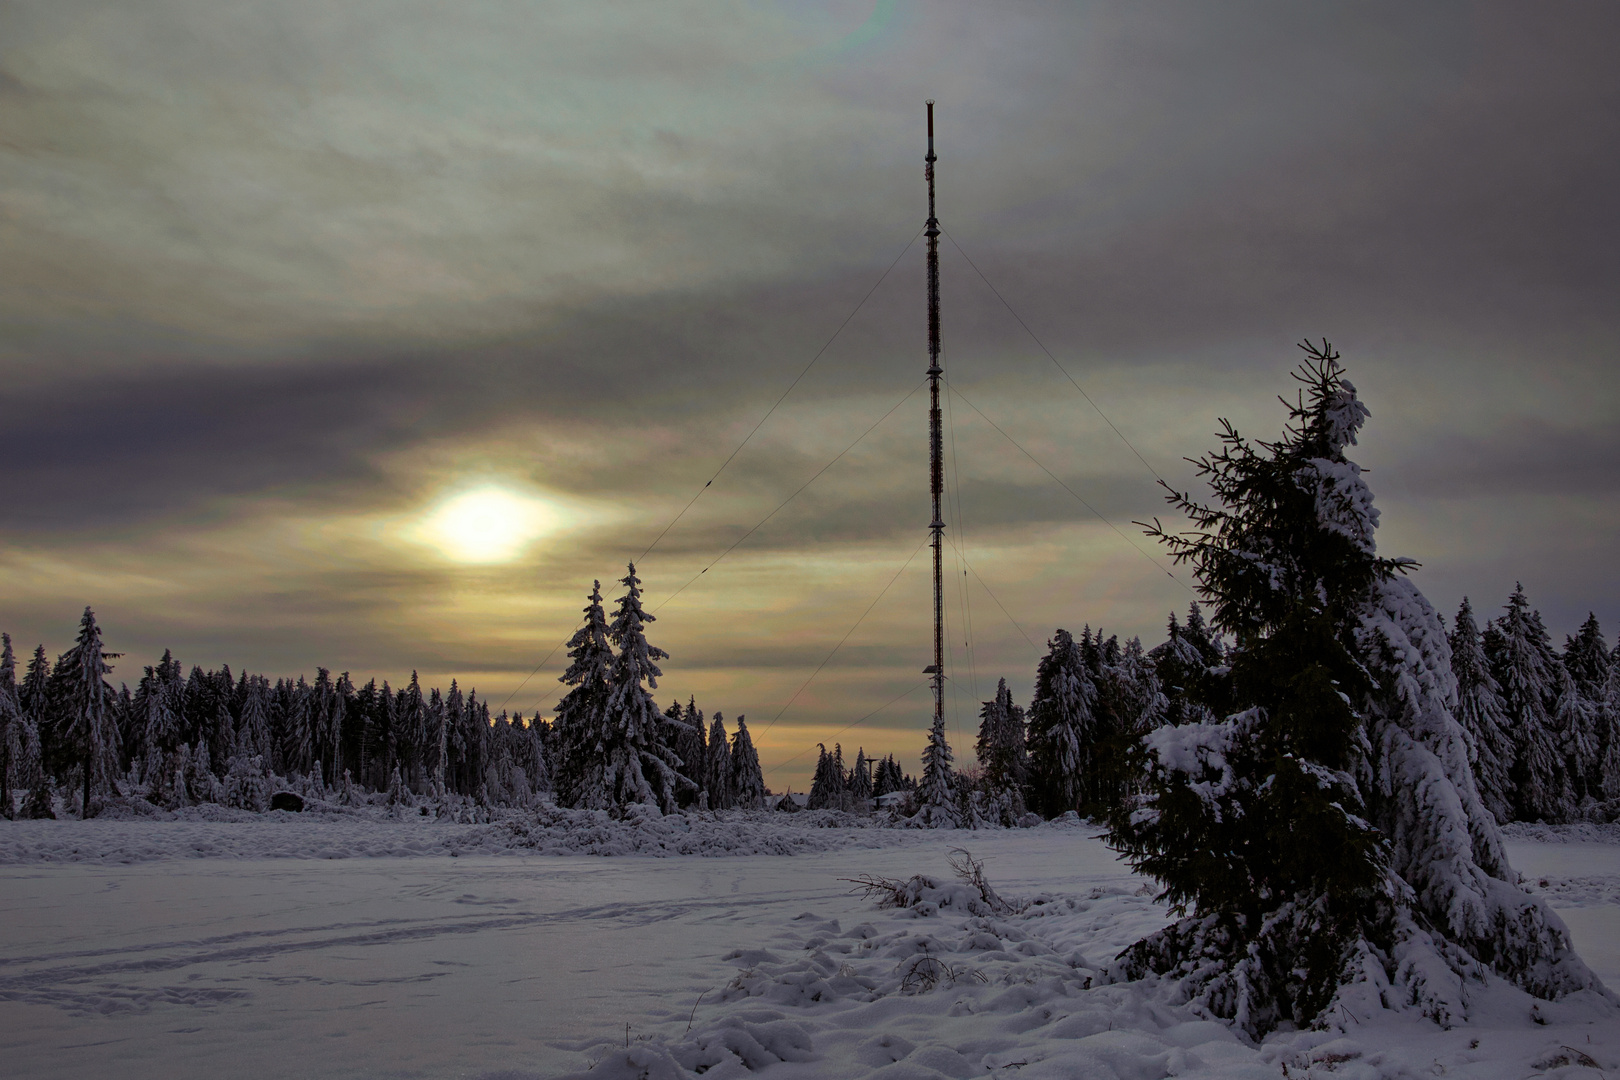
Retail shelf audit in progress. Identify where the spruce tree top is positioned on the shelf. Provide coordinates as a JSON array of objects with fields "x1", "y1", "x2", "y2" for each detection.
[
  {"x1": 1147, "y1": 343, "x2": 1415, "y2": 646},
  {"x1": 608, "y1": 563, "x2": 666, "y2": 693},
  {"x1": 560, "y1": 580, "x2": 613, "y2": 692}
]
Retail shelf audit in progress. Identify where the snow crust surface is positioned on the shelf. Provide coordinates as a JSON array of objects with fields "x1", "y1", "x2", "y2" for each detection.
[{"x1": 0, "y1": 816, "x2": 1614, "y2": 1080}]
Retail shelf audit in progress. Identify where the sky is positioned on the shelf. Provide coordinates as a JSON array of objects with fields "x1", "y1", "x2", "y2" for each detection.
[{"x1": 3, "y1": 1, "x2": 1618, "y2": 791}]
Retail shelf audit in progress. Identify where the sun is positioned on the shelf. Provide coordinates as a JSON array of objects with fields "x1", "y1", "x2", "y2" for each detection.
[{"x1": 417, "y1": 485, "x2": 562, "y2": 564}]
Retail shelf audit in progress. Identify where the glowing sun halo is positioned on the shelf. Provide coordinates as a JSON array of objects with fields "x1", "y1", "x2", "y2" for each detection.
[{"x1": 418, "y1": 485, "x2": 561, "y2": 564}]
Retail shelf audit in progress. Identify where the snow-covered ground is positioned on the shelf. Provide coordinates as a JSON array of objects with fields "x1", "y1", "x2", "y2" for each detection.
[{"x1": 0, "y1": 815, "x2": 1614, "y2": 1080}]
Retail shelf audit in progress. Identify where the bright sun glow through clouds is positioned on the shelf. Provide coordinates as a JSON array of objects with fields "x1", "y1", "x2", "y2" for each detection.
[{"x1": 417, "y1": 485, "x2": 563, "y2": 564}]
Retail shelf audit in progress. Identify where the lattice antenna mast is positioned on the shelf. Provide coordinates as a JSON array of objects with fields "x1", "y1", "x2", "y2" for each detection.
[{"x1": 924, "y1": 101, "x2": 945, "y2": 732}]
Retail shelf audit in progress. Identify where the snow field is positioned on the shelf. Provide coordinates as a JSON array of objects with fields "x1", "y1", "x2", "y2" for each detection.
[
  {"x1": 571, "y1": 834, "x2": 1620, "y2": 1080},
  {"x1": 0, "y1": 818, "x2": 1614, "y2": 1080}
]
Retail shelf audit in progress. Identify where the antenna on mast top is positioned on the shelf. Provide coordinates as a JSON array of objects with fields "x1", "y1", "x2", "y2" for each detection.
[{"x1": 923, "y1": 101, "x2": 945, "y2": 743}]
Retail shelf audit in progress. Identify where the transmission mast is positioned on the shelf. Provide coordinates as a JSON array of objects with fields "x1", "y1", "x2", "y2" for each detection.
[{"x1": 924, "y1": 100, "x2": 945, "y2": 733}]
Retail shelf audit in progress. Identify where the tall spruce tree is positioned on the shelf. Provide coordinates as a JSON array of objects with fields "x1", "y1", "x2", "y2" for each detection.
[
  {"x1": 807, "y1": 743, "x2": 844, "y2": 810},
  {"x1": 914, "y1": 714, "x2": 957, "y2": 827},
  {"x1": 1488, "y1": 585, "x2": 1574, "y2": 822},
  {"x1": 1448, "y1": 598, "x2": 1514, "y2": 823},
  {"x1": 975, "y1": 677, "x2": 1028, "y2": 826},
  {"x1": 848, "y1": 746, "x2": 873, "y2": 808},
  {"x1": 552, "y1": 582, "x2": 613, "y2": 808},
  {"x1": 670, "y1": 697, "x2": 707, "y2": 805},
  {"x1": 0, "y1": 634, "x2": 17, "y2": 818},
  {"x1": 1025, "y1": 629, "x2": 1094, "y2": 818},
  {"x1": 1564, "y1": 614, "x2": 1611, "y2": 699},
  {"x1": 1110, "y1": 344, "x2": 1605, "y2": 1035},
  {"x1": 1602, "y1": 654, "x2": 1620, "y2": 801},
  {"x1": 729, "y1": 716, "x2": 766, "y2": 809},
  {"x1": 1561, "y1": 614, "x2": 1609, "y2": 802},
  {"x1": 585, "y1": 565, "x2": 686, "y2": 812},
  {"x1": 49, "y1": 607, "x2": 123, "y2": 816},
  {"x1": 705, "y1": 713, "x2": 734, "y2": 809}
]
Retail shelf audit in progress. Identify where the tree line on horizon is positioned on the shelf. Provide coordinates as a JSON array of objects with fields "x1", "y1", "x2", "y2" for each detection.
[
  {"x1": 1, "y1": 562, "x2": 1612, "y2": 827},
  {"x1": 0, "y1": 569, "x2": 773, "y2": 820},
  {"x1": 869, "y1": 579, "x2": 1620, "y2": 832}
]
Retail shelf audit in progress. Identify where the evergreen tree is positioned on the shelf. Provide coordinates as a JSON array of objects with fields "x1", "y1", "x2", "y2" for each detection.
[
  {"x1": 223, "y1": 728, "x2": 270, "y2": 812},
  {"x1": 444, "y1": 680, "x2": 468, "y2": 795},
  {"x1": 806, "y1": 744, "x2": 843, "y2": 810},
  {"x1": 0, "y1": 634, "x2": 17, "y2": 817},
  {"x1": 1601, "y1": 656, "x2": 1620, "y2": 802},
  {"x1": 330, "y1": 671, "x2": 354, "y2": 786},
  {"x1": 729, "y1": 716, "x2": 766, "y2": 809},
  {"x1": 847, "y1": 746, "x2": 873, "y2": 808},
  {"x1": 1110, "y1": 344, "x2": 1602, "y2": 1035},
  {"x1": 1448, "y1": 598, "x2": 1514, "y2": 823},
  {"x1": 873, "y1": 754, "x2": 905, "y2": 797},
  {"x1": 554, "y1": 567, "x2": 687, "y2": 812},
  {"x1": 1564, "y1": 614, "x2": 1611, "y2": 700},
  {"x1": 1024, "y1": 629, "x2": 1094, "y2": 818},
  {"x1": 669, "y1": 697, "x2": 707, "y2": 805},
  {"x1": 914, "y1": 714, "x2": 956, "y2": 826},
  {"x1": 599, "y1": 565, "x2": 685, "y2": 812},
  {"x1": 1488, "y1": 585, "x2": 1573, "y2": 822},
  {"x1": 238, "y1": 676, "x2": 272, "y2": 762},
  {"x1": 48, "y1": 608, "x2": 123, "y2": 815},
  {"x1": 395, "y1": 671, "x2": 427, "y2": 792},
  {"x1": 1097, "y1": 637, "x2": 1166, "y2": 809},
  {"x1": 426, "y1": 687, "x2": 448, "y2": 798},
  {"x1": 975, "y1": 677, "x2": 1028, "y2": 826},
  {"x1": 1551, "y1": 664, "x2": 1601, "y2": 807},
  {"x1": 705, "y1": 712, "x2": 734, "y2": 809},
  {"x1": 283, "y1": 676, "x2": 316, "y2": 779},
  {"x1": 551, "y1": 581, "x2": 613, "y2": 808}
]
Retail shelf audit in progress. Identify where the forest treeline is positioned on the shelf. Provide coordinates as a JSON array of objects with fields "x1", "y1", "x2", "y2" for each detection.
[
  {"x1": 796, "y1": 583, "x2": 1620, "y2": 829},
  {"x1": 0, "y1": 563, "x2": 1612, "y2": 827},
  {"x1": 0, "y1": 572, "x2": 768, "y2": 818}
]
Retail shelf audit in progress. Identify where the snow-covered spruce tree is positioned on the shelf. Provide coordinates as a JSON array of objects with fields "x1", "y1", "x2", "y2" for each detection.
[
  {"x1": 873, "y1": 754, "x2": 906, "y2": 797},
  {"x1": 1560, "y1": 614, "x2": 1609, "y2": 804},
  {"x1": 1488, "y1": 585, "x2": 1575, "y2": 822},
  {"x1": 729, "y1": 716, "x2": 766, "y2": 809},
  {"x1": 238, "y1": 675, "x2": 272, "y2": 762},
  {"x1": 806, "y1": 744, "x2": 843, "y2": 810},
  {"x1": 426, "y1": 687, "x2": 448, "y2": 798},
  {"x1": 848, "y1": 746, "x2": 874, "y2": 808},
  {"x1": 975, "y1": 677, "x2": 1029, "y2": 826},
  {"x1": 1551, "y1": 664, "x2": 1600, "y2": 809},
  {"x1": 1564, "y1": 614, "x2": 1611, "y2": 700},
  {"x1": 551, "y1": 581, "x2": 613, "y2": 809},
  {"x1": 604, "y1": 565, "x2": 688, "y2": 812},
  {"x1": 667, "y1": 697, "x2": 707, "y2": 806},
  {"x1": 137, "y1": 655, "x2": 186, "y2": 799},
  {"x1": 1097, "y1": 636, "x2": 1167, "y2": 809},
  {"x1": 223, "y1": 723, "x2": 271, "y2": 813},
  {"x1": 706, "y1": 713, "x2": 734, "y2": 809},
  {"x1": 1149, "y1": 602, "x2": 1233, "y2": 728},
  {"x1": 1602, "y1": 658, "x2": 1620, "y2": 802},
  {"x1": 1109, "y1": 343, "x2": 1608, "y2": 1037},
  {"x1": 913, "y1": 713, "x2": 957, "y2": 826},
  {"x1": 444, "y1": 680, "x2": 467, "y2": 795},
  {"x1": 48, "y1": 608, "x2": 123, "y2": 816},
  {"x1": 0, "y1": 634, "x2": 17, "y2": 817},
  {"x1": 1025, "y1": 628, "x2": 1095, "y2": 818},
  {"x1": 1448, "y1": 598, "x2": 1515, "y2": 823},
  {"x1": 566, "y1": 565, "x2": 687, "y2": 813}
]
